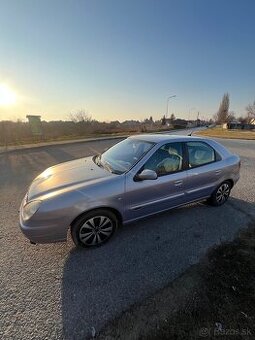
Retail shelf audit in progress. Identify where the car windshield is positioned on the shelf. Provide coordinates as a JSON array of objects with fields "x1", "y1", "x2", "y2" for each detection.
[{"x1": 94, "y1": 138, "x2": 155, "y2": 174}]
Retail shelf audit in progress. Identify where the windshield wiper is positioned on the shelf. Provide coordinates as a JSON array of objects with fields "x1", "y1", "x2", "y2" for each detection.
[
  {"x1": 94, "y1": 155, "x2": 113, "y2": 172},
  {"x1": 94, "y1": 155, "x2": 121, "y2": 175},
  {"x1": 94, "y1": 154, "x2": 103, "y2": 167},
  {"x1": 102, "y1": 160, "x2": 114, "y2": 173}
]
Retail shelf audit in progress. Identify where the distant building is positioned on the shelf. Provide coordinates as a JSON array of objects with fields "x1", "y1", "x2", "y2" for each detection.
[
  {"x1": 187, "y1": 121, "x2": 197, "y2": 128},
  {"x1": 122, "y1": 120, "x2": 140, "y2": 127},
  {"x1": 227, "y1": 120, "x2": 255, "y2": 130},
  {"x1": 227, "y1": 121, "x2": 241, "y2": 129},
  {"x1": 160, "y1": 118, "x2": 188, "y2": 129}
]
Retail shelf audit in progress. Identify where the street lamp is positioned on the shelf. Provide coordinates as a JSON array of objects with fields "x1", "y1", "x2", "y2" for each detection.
[{"x1": 166, "y1": 95, "x2": 176, "y2": 118}]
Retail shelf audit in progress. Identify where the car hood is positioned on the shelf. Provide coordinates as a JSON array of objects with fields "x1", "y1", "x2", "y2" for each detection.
[{"x1": 28, "y1": 156, "x2": 113, "y2": 200}]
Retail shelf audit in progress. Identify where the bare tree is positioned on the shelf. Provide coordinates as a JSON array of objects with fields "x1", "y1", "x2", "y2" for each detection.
[
  {"x1": 237, "y1": 116, "x2": 246, "y2": 124},
  {"x1": 170, "y1": 113, "x2": 175, "y2": 122},
  {"x1": 227, "y1": 111, "x2": 235, "y2": 122},
  {"x1": 69, "y1": 109, "x2": 93, "y2": 135},
  {"x1": 215, "y1": 93, "x2": 230, "y2": 123},
  {"x1": 246, "y1": 100, "x2": 255, "y2": 122},
  {"x1": 69, "y1": 109, "x2": 92, "y2": 123}
]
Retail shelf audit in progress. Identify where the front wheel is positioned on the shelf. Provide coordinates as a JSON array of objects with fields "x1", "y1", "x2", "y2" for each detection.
[
  {"x1": 208, "y1": 181, "x2": 231, "y2": 206},
  {"x1": 71, "y1": 209, "x2": 118, "y2": 248}
]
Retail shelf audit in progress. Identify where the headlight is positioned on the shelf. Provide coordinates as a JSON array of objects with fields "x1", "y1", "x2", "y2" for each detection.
[{"x1": 22, "y1": 200, "x2": 42, "y2": 221}]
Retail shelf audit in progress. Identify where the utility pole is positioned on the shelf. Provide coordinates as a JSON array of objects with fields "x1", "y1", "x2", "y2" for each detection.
[{"x1": 188, "y1": 107, "x2": 196, "y2": 121}]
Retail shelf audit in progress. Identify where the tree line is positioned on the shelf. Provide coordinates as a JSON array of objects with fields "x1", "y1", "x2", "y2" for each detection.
[
  {"x1": 1, "y1": 95, "x2": 254, "y2": 146},
  {"x1": 214, "y1": 93, "x2": 255, "y2": 124},
  {"x1": 0, "y1": 112, "x2": 168, "y2": 146}
]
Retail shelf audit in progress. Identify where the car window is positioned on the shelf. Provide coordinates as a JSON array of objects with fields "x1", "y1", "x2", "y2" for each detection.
[
  {"x1": 143, "y1": 142, "x2": 183, "y2": 176},
  {"x1": 187, "y1": 142, "x2": 215, "y2": 168}
]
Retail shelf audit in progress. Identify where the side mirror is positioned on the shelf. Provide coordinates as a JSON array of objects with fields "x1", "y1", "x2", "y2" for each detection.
[{"x1": 136, "y1": 169, "x2": 157, "y2": 181}]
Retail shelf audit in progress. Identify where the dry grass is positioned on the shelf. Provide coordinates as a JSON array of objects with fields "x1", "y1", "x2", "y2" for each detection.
[
  {"x1": 0, "y1": 127, "x2": 174, "y2": 147},
  {"x1": 196, "y1": 127, "x2": 255, "y2": 140},
  {"x1": 0, "y1": 132, "x2": 129, "y2": 147},
  {"x1": 97, "y1": 222, "x2": 255, "y2": 339}
]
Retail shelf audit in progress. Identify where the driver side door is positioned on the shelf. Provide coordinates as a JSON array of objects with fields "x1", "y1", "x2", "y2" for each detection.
[{"x1": 124, "y1": 142, "x2": 187, "y2": 222}]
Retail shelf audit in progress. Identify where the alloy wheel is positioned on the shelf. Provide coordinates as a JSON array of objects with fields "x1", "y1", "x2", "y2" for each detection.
[
  {"x1": 216, "y1": 183, "x2": 230, "y2": 204},
  {"x1": 79, "y1": 216, "x2": 113, "y2": 246}
]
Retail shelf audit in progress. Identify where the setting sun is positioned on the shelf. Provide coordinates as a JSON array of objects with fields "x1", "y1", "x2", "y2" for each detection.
[{"x1": 0, "y1": 84, "x2": 17, "y2": 106}]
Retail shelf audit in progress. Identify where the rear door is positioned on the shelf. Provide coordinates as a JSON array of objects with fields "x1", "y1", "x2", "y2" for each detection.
[{"x1": 184, "y1": 141, "x2": 222, "y2": 201}]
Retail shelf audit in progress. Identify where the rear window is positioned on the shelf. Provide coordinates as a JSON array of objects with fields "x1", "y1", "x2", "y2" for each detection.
[{"x1": 187, "y1": 142, "x2": 215, "y2": 168}]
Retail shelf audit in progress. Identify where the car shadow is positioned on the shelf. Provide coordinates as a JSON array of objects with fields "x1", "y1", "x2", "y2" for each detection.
[{"x1": 61, "y1": 197, "x2": 255, "y2": 339}]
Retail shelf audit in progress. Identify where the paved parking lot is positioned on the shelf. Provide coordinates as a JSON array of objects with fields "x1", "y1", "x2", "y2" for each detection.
[{"x1": 0, "y1": 135, "x2": 254, "y2": 339}]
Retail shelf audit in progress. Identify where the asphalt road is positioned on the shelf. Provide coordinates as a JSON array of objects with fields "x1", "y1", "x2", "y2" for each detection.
[{"x1": 0, "y1": 132, "x2": 254, "y2": 339}]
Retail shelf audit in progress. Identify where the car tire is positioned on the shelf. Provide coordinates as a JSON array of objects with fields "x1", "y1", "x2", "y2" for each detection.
[
  {"x1": 71, "y1": 209, "x2": 118, "y2": 248},
  {"x1": 208, "y1": 181, "x2": 232, "y2": 207}
]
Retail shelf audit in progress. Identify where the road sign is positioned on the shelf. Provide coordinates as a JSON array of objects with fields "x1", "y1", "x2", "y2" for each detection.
[{"x1": 26, "y1": 115, "x2": 43, "y2": 136}]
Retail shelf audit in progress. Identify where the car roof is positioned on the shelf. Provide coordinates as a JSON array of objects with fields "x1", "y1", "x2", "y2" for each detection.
[
  {"x1": 128, "y1": 133, "x2": 208, "y2": 144},
  {"x1": 128, "y1": 133, "x2": 232, "y2": 159}
]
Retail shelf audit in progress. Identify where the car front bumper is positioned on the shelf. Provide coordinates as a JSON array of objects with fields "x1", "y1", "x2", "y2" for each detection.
[
  {"x1": 19, "y1": 194, "x2": 68, "y2": 244},
  {"x1": 19, "y1": 216, "x2": 67, "y2": 244}
]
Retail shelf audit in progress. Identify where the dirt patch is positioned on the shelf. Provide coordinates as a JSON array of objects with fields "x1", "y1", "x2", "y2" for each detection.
[{"x1": 97, "y1": 222, "x2": 255, "y2": 339}]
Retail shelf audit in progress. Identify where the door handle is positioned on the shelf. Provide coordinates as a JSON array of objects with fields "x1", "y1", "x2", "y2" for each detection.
[
  {"x1": 215, "y1": 170, "x2": 221, "y2": 175},
  {"x1": 174, "y1": 180, "x2": 183, "y2": 186}
]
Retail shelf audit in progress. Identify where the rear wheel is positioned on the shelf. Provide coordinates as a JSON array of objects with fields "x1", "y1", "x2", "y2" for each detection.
[
  {"x1": 71, "y1": 209, "x2": 118, "y2": 248},
  {"x1": 208, "y1": 181, "x2": 231, "y2": 206}
]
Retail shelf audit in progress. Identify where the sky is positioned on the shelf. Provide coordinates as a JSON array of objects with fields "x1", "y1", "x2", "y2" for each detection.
[{"x1": 0, "y1": 0, "x2": 255, "y2": 122}]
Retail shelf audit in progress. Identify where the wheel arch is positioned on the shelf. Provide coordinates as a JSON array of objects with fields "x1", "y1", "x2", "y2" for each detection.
[
  {"x1": 224, "y1": 179, "x2": 234, "y2": 188},
  {"x1": 70, "y1": 206, "x2": 123, "y2": 229}
]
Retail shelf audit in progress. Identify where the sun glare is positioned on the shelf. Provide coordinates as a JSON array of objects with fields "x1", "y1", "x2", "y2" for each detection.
[{"x1": 0, "y1": 84, "x2": 17, "y2": 106}]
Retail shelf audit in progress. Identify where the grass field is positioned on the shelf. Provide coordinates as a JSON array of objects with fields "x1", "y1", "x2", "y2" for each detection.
[
  {"x1": 0, "y1": 131, "x2": 129, "y2": 147},
  {"x1": 0, "y1": 127, "x2": 173, "y2": 148},
  {"x1": 196, "y1": 127, "x2": 255, "y2": 140}
]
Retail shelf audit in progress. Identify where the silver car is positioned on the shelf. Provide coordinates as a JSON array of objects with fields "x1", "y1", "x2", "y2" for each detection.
[{"x1": 19, "y1": 135, "x2": 240, "y2": 248}]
